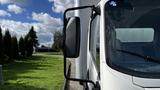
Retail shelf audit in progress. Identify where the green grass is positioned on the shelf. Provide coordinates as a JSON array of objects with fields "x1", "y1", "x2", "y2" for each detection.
[
  {"x1": 37, "y1": 52, "x2": 63, "y2": 55},
  {"x1": 0, "y1": 53, "x2": 64, "y2": 90}
]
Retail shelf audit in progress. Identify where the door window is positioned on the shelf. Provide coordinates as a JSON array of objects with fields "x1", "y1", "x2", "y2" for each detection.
[{"x1": 89, "y1": 14, "x2": 100, "y2": 71}]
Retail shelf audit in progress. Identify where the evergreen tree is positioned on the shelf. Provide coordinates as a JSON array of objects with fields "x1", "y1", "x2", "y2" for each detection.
[
  {"x1": 0, "y1": 27, "x2": 3, "y2": 56},
  {"x1": 19, "y1": 37, "x2": 25, "y2": 56},
  {"x1": 27, "y1": 37, "x2": 33, "y2": 56},
  {"x1": 24, "y1": 36, "x2": 28, "y2": 56},
  {"x1": 11, "y1": 36, "x2": 19, "y2": 59},
  {"x1": 25, "y1": 36, "x2": 33, "y2": 57},
  {"x1": 3, "y1": 30, "x2": 11, "y2": 59},
  {"x1": 27, "y1": 26, "x2": 39, "y2": 48}
]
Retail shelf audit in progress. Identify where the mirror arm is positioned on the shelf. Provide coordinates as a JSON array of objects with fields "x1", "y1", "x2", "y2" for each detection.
[
  {"x1": 63, "y1": 5, "x2": 97, "y2": 88},
  {"x1": 63, "y1": 5, "x2": 95, "y2": 27}
]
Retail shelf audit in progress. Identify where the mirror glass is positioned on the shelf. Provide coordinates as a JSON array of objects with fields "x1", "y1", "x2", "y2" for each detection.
[{"x1": 65, "y1": 17, "x2": 81, "y2": 58}]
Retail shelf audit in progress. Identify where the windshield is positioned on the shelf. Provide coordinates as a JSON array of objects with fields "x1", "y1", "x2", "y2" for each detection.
[{"x1": 105, "y1": 0, "x2": 160, "y2": 78}]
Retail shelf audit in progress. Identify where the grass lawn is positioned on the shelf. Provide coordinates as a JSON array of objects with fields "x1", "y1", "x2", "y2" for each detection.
[{"x1": 0, "y1": 53, "x2": 64, "y2": 90}]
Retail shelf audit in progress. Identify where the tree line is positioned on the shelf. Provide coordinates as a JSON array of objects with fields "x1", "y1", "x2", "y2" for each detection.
[
  {"x1": 0, "y1": 26, "x2": 38, "y2": 63},
  {"x1": 52, "y1": 30, "x2": 63, "y2": 52}
]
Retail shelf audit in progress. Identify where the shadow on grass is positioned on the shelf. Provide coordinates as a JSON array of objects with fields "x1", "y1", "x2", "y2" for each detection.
[
  {"x1": 0, "y1": 83, "x2": 47, "y2": 90},
  {"x1": 17, "y1": 55, "x2": 46, "y2": 61},
  {"x1": 1, "y1": 55, "x2": 54, "y2": 90},
  {"x1": 36, "y1": 52, "x2": 63, "y2": 55}
]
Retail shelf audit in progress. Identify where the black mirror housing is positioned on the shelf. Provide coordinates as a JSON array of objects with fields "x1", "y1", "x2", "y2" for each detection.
[{"x1": 64, "y1": 17, "x2": 81, "y2": 58}]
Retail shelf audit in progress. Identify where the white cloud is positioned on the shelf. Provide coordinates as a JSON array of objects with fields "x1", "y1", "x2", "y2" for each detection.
[
  {"x1": 32, "y1": 12, "x2": 63, "y2": 34},
  {"x1": 0, "y1": 0, "x2": 10, "y2": 4},
  {"x1": 7, "y1": 4, "x2": 24, "y2": 14},
  {"x1": 32, "y1": 12, "x2": 62, "y2": 26},
  {"x1": 49, "y1": 0, "x2": 74, "y2": 13},
  {"x1": 0, "y1": 12, "x2": 63, "y2": 47},
  {"x1": 0, "y1": 19, "x2": 31, "y2": 37},
  {"x1": 0, "y1": 10, "x2": 11, "y2": 17},
  {"x1": 48, "y1": 0, "x2": 54, "y2": 2},
  {"x1": 38, "y1": 32, "x2": 53, "y2": 47},
  {"x1": 0, "y1": 0, "x2": 26, "y2": 5}
]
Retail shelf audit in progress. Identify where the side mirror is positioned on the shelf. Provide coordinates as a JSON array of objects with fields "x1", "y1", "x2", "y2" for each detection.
[
  {"x1": 63, "y1": 6, "x2": 97, "y2": 88},
  {"x1": 64, "y1": 17, "x2": 80, "y2": 58}
]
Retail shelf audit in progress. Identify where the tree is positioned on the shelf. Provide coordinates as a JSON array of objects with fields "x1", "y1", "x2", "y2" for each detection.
[
  {"x1": 0, "y1": 27, "x2": 6, "y2": 62},
  {"x1": 25, "y1": 36, "x2": 33, "y2": 57},
  {"x1": 11, "y1": 36, "x2": 19, "y2": 59},
  {"x1": 27, "y1": 37, "x2": 33, "y2": 56},
  {"x1": 0, "y1": 27, "x2": 3, "y2": 56},
  {"x1": 19, "y1": 37, "x2": 25, "y2": 56},
  {"x1": 52, "y1": 31, "x2": 63, "y2": 52},
  {"x1": 27, "y1": 26, "x2": 39, "y2": 48},
  {"x1": 24, "y1": 36, "x2": 28, "y2": 56},
  {"x1": 3, "y1": 30, "x2": 11, "y2": 59}
]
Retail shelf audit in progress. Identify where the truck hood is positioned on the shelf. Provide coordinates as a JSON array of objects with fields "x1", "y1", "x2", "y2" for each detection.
[{"x1": 133, "y1": 76, "x2": 160, "y2": 88}]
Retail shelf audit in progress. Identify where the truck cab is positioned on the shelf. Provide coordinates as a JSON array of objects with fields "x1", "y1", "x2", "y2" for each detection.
[{"x1": 64, "y1": 0, "x2": 160, "y2": 90}]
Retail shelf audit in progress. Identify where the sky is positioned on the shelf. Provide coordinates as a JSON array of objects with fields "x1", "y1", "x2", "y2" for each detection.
[{"x1": 0, "y1": 0, "x2": 74, "y2": 47}]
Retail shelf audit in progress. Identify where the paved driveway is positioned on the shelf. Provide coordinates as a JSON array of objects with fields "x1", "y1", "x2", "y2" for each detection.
[{"x1": 68, "y1": 59, "x2": 83, "y2": 90}]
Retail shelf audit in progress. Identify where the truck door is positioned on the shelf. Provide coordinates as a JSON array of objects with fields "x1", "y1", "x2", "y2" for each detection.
[{"x1": 88, "y1": 12, "x2": 100, "y2": 89}]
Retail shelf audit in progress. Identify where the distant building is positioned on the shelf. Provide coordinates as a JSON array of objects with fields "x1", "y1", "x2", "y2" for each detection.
[{"x1": 36, "y1": 45, "x2": 54, "y2": 52}]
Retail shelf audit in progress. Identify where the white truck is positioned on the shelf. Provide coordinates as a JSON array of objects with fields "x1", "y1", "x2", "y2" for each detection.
[
  {"x1": 63, "y1": 0, "x2": 160, "y2": 90},
  {"x1": 74, "y1": 0, "x2": 100, "y2": 80}
]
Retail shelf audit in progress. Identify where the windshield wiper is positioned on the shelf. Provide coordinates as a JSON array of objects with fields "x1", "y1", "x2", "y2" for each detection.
[{"x1": 116, "y1": 49, "x2": 160, "y2": 64}]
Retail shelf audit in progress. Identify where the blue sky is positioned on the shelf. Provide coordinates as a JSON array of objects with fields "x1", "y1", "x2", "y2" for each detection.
[
  {"x1": 0, "y1": 0, "x2": 63, "y2": 22},
  {"x1": 0, "y1": 0, "x2": 74, "y2": 47}
]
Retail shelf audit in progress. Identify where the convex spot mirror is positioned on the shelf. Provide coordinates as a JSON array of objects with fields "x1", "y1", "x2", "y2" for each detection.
[{"x1": 64, "y1": 17, "x2": 81, "y2": 58}]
